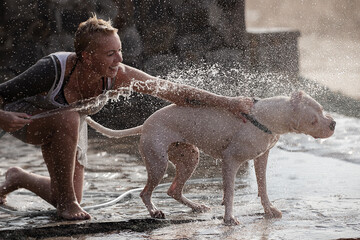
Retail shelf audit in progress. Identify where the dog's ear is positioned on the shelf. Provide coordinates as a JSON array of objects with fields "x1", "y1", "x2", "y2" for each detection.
[{"x1": 290, "y1": 90, "x2": 304, "y2": 109}]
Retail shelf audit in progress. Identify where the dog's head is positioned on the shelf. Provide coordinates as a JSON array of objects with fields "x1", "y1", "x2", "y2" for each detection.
[{"x1": 289, "y1": 91, "x2": 335, "y2": 139}]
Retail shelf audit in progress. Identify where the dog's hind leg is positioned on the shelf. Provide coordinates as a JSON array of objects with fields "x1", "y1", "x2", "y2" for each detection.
[
  {"x1": 167, "y1": 142, "x2": 210, "y2": 213},
  {"x1": 139, "y1": 136, "x2": 170, "y2": 219}
]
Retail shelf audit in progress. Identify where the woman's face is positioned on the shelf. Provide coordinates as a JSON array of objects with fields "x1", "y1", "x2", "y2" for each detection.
[{"x1": 86, "y1": 32, "x2": 123, "y2": 79}]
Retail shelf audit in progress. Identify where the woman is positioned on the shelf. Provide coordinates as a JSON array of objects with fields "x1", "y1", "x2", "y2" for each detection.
[{"x1": 0, "y1": 15, "x2": 252, "y2": 220}]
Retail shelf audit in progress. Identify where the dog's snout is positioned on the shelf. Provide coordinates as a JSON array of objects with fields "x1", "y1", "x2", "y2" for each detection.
[{"x1": 329, "y1": 120, "x2": 336, "y2": 131}]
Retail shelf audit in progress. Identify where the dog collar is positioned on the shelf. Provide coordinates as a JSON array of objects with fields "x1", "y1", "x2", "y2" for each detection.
[{"x1": 241, "y1": 98, "x2": 273, "y2": 135}]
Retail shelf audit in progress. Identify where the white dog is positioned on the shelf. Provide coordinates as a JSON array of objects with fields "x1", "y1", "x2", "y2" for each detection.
[{"x1": 86, "y1": 91, "x2": 335, "y2": 225}]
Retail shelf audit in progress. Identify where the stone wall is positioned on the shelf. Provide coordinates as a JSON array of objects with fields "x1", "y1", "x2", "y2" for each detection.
[{"x1": 0, "y1": 0, "x2": 246, "y2": 78}]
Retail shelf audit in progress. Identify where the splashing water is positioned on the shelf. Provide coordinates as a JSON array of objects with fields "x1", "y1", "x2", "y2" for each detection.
[
  {"x1": 30, "y1": 77, "x2": 188, "y2": 120},
  {"x1": 165, "y1": 62, "x2": 295, "y2": 97},
  {"x1": 30, "y1": 86, "x2": 134, "y2": 120},
  {"x1": 163, "y1": 62, "x2": 360, "y2": 118}
]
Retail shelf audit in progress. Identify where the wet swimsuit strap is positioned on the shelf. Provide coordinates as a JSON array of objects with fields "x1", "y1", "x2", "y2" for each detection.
[{"x1": 241, "y1": 98, "x2": 273, "y2": 135}]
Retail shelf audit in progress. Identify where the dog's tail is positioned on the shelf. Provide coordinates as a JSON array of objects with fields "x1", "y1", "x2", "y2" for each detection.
[{"x1": 86, "y1": 117, "x2": 142, "y2": 138}]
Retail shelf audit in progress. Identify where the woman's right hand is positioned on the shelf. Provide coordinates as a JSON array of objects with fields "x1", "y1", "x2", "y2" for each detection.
[{"x1": 0, "y1": 110, "x2": 32, "y2": 132}]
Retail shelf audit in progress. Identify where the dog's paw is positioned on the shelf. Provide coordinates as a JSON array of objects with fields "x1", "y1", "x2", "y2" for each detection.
[
  {"x1": 192, "y1": 204, "x2": 211, "y2": 213},
  {"x1": 264, "y1": 206, "x2": 282, "y2": 219},
  {"x1": 150, "y1": 210, "x2": 166, "y2": 219},
  {"x1": 223, "y1": 216, "x2": 240, "y2": 225}
]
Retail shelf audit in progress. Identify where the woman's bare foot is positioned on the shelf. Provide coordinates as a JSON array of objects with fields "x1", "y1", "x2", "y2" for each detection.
[
  {"x1": 57, "y1": 201, "x2": 91, "y2": 220},
  {"x1": 0, "y1": 167, "x2": 24, "y2": 204}
]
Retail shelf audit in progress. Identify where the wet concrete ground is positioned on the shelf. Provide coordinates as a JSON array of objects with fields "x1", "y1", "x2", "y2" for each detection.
[{"x1": 0, "y1": 131, "x2": 359, "y2": 239}]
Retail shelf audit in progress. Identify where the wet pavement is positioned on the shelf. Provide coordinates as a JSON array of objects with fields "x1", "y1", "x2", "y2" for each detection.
[{"x1": 0, "y1": 130, "x2": 359, "y2": 239}]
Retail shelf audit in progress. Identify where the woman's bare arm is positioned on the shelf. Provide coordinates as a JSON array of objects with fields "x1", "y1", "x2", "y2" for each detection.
[{"x1": 114, "y1": 64, "x2": 253, "y2": 121}]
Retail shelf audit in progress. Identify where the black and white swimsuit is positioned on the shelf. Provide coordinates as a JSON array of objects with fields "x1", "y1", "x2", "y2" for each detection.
[{"x1": 0, "y1": 52, "x2": 114, "y2": 166}]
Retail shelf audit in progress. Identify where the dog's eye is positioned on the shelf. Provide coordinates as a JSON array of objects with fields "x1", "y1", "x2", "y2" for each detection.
[{"x1": 311, "y1": 119, "x2": 318, "y2": 125}]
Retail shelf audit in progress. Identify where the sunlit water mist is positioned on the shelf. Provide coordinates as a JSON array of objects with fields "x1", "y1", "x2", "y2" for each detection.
[
  {"x1": 164, "y1": 62, "x2": 360, "y2": 117},
  {"x1": 166, "y1": 63, "x2": 294, "y2": 97}
]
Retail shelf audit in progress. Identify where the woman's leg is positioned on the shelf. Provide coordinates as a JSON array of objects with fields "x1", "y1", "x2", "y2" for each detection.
[
  {"x1": 0, "y1": 167, "x2": 52, "y2": 204},
  {"x1": 0, "y1": 157, "x2": 86, "y2": 216},
  {"x1": 0, "y1": 111, "x2": 90, "y2": 220}
]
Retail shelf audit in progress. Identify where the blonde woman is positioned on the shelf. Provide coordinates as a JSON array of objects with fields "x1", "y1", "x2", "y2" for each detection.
[{"x1": 0, "y1": 15, "x2": 252, "y2": 220}]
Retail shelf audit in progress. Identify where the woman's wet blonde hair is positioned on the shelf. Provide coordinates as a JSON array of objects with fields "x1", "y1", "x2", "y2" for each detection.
[{"x1": 74, "y1": 13, "x2": 118, "y2": 60}]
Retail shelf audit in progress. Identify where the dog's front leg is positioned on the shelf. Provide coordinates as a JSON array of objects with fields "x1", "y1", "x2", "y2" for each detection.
[
  {"x1": 254, "y1": 150, "x2": 282, "y2": 219},
  {"x1": 222, "y1": 156, "x2": 243, "y2": 225}
]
